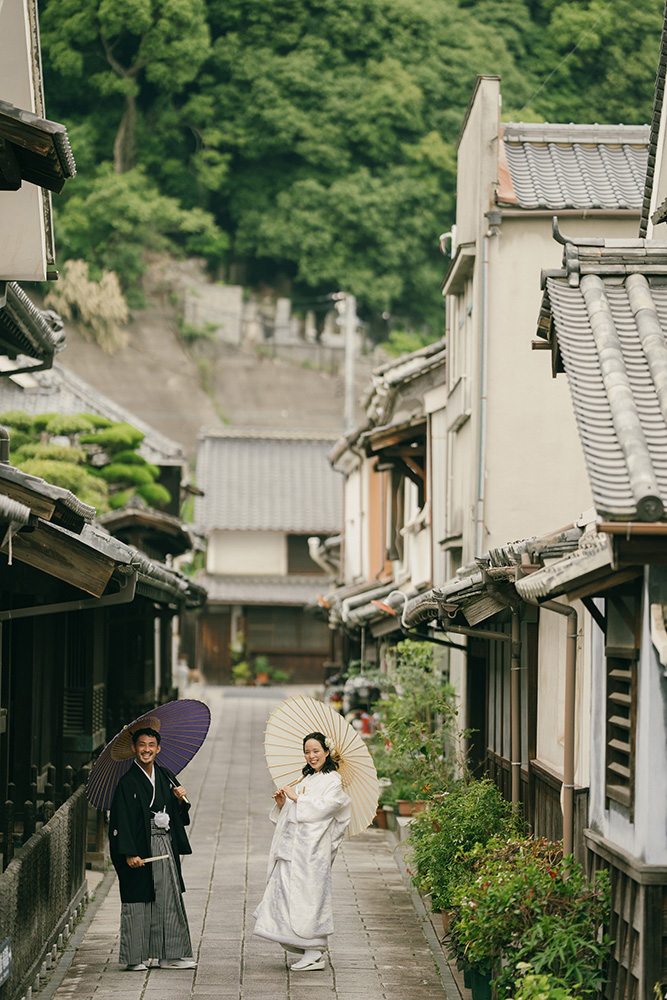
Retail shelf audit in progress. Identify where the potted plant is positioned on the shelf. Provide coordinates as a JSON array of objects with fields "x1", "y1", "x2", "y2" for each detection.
[
  {"x1": 254, "y1": 655, "x2": 271, "y2": 685},
  {"x1": 450, "y1": 836, "x2": 610, "y2": 998},
  {"x1": 231, "y1": 660, "x2": 252, "y2": 685},
  {"x1": 407, "y1": 777, "x2": 516, "y2": 926}
]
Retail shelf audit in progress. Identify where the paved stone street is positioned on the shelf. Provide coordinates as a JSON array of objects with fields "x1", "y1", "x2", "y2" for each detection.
[{"x1": 44, "y1": 687, "x2": 456, "y2": 1000}]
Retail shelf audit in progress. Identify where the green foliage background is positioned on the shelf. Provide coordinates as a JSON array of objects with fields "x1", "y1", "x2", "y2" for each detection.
[{"x1": 38, "y1": 0, "x2": 664, "y2": 337}]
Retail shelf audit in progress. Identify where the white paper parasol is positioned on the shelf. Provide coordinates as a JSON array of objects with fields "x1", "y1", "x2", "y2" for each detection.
[{"x1": 264, "y1": 695, "x2": 379, "y2": 837}]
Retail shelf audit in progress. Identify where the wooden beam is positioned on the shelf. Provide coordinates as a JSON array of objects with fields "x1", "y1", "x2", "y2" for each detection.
[
  {"x1": 566, "y1": 568, "x2": 642, "y2": 601},
  {"x1": 0, "y1": 481, "x2": 55, "y2": 521},
  {"x1": 2, "y1": 521, "x2": 116, "y2": 597},
  {"x1": 391, "y1": 457, "x2": 423, "y2": 491},
  {"x1": 367, "y1": 422, "x2": 426, "y2": 451}
]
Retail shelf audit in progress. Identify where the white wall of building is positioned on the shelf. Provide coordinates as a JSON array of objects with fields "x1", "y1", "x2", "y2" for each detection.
[
  {"x1": 342, "y1": 460, "x2": 363, "y2": 585},
  {"x1": 0, "y1": 0, "x2": 49, "y2": 281},
  {"x1": 588, "y1": 578, "x2": 667, "y2": 865},
  {"x1": 207, "y1": 530, "x2": 286, "y2": 576},
  {"x1": 535, "y1": 599, "x2": 591, "y2": 788}
]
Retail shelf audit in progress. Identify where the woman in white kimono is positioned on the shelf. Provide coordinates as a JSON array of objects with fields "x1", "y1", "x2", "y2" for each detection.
[{"x1": 253, "y1": 731, "x2": 351, "y2": 971}]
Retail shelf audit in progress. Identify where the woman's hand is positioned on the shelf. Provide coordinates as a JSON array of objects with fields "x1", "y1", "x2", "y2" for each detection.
[
  {"x1": 273, "y1": 789, "x2": 286, "y2": 809},
  {"x1": 281, "y1": 784, "x2": 298, "y2": 802}
]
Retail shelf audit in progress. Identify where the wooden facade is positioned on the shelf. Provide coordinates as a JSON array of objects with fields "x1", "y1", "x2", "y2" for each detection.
[{"x1": 587, "y1": 830, "x2": 667, "y2": 999}]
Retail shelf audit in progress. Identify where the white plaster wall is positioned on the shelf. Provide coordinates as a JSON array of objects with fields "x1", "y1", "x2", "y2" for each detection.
[
  {"x1": 483, "y1": 215, "x2": 639, "y2": 549},
  {"x1": 589, "y1": 579, "x2": 667, "y2": 865},
  {"x1": 343, "y1": 464, "x2": 363, "y2": 585},
  {"x1": 207, "y1": 530, "x2": 286, "y2": 576},
  {"x1": 455, "y1": 77, "x2": 500, "y2": 245},
  {"x1": 535, "y1": 599, "x2": 590, "y2": 788},
  {"x1": 0, "y1": 0, "x2": 48, "y2": 280},
  {"x1": 429, "y1": 405, "x2": 448, "y2": 587}
]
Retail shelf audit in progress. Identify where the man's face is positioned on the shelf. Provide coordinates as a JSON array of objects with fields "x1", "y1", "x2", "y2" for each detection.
[{"x1": 133, "y1": 734, "x2": 160, "y2": 768}]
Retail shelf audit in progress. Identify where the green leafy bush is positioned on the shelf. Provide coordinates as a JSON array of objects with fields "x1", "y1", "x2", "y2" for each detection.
[
  {"x1": 450, "y1": 837, "x2": 610, "y2": 997},
  {"x1": 375, "y1": 640, "x2": 457, "y2": 797},
  {"x1": 510, "y1": 965, "x2": 577, "y2": 1000},
  {"x1": 0, "y1": 410, "x2": 35, "y2": 432},
  {"x1": 79, "y1": 422, "x2": 145, "y2": 452},
  {"x1": 408, "y1": 778, "x2": 516, "y2": 911}
]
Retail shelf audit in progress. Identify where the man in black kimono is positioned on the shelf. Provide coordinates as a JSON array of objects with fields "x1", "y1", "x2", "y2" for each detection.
[{"x1": 109, "y1": 727, "x2": 195, "y2": 971}]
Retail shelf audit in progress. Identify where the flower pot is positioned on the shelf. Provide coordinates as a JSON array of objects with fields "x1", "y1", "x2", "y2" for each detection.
[
  {"x1": 412, "y1": 800, "x2": 428, "y2": 814},
  {"x1": 374, "y1": 806, "x2": 388, "y2": 829},
  {"x1": 255, "y1": 672, "x2": 270, "y2": 685},
  {"x1": 397, "y1": 799, "x2": 413, "y2": 816},
  {"x1": 382, "y1": 805, "x2": 397, "y2": 831},
  {"x1": 469, "y1": 968, "x2": 493, "y2": 1000}
]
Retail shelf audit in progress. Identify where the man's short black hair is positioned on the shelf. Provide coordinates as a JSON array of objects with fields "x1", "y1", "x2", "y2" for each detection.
[{"x1": 131, "y1": 726, "x2": 161, "y2": 745}]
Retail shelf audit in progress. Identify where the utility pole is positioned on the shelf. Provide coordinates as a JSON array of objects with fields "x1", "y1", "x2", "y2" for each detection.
[{"x1": 343, "y1": 293, "x2": 357, "y2": 433}]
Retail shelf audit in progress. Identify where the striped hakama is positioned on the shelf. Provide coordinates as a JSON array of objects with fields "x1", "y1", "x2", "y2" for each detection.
[{"x1": 118, "y1": 819, "x2": 193, "y2": 966}]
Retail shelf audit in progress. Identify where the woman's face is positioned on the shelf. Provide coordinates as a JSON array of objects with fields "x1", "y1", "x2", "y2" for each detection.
[{"x1": 303, "y1": 738, "x2": 328, "y2": 772}]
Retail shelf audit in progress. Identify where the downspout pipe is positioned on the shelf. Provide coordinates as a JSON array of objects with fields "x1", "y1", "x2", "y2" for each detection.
[
  {"x1": 475, "y1": 235, "x2": 489, "y2": 555},
  {"x1": 510, "y1": 610, "x2": 521, "y2": 813},
  {"x1": 523, "y1": 597, "x2": 578, "y2": 857}
]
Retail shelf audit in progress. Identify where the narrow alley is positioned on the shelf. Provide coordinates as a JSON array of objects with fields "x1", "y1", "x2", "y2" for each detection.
[{"x1": 42, "y1": 687, "x2": 456, "y2": 1000}]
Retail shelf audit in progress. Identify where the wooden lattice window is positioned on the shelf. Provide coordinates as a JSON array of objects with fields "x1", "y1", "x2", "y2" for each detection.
[
  {"x1": 605, "y1": 654, "x2": 637, "y2": 811},
  {"x1": 604, "y1": 583, "x2": 641, "y2": 817}
]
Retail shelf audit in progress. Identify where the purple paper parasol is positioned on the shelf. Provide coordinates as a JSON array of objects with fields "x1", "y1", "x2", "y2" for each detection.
[{"x1": 86, "y1": 699, "x2": 211, "y2": 810}]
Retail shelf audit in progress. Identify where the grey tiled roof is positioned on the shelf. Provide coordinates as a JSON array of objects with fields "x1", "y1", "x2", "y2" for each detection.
[
  {"x1": 201, "y1": 573, "x2": 327, "y2": 605},
  {"x1": 501, "y1": 123, "x2": 649, "y2": 211},
  {"x1": 538, "y1": 233, "x2": 667, "y2": 521},
  {"x1": 0, "y1": 361, "x2": 184, "y2": 466},
  {"x1": 195, "y1": 429, "x2": 343, "y2": 532},
  {"x1": 0, "y1": 284, "x2": 65, "y2": 366}
]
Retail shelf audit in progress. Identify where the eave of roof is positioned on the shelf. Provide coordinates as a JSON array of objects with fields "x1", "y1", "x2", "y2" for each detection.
[
  {"x1": 640, "y1": 10, "x2": 667, "y2": 236},
  {"x1": 537, "y1": 226, "x2": 667, "y2": 522},
  {"x1": 200, "y1": 573, "x2": 327, "y2": 606},
  {"x1": 0, "y1": 283, "x2": 64, "y2": 369},
  {"x1": 0, "y1": 99, "x2": 76, "y2": 194}
]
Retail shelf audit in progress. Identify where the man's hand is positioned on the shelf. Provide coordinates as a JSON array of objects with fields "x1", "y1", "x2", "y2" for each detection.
[
  {"x1": 172, "y1": 784, "x2": 187, "y2": 801},
  {"x1": 126, "y1": 855, "x2": 144, "y2": 868}
]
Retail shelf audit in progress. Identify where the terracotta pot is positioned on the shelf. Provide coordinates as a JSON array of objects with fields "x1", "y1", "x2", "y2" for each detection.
[
  {"x1": 255, "y1": 672, "x2": 270, "y2": 685},
  {"x1": 412, "y1": 800, "x2": 428, "y2": 814},
  {"x1": 397, "y1": 799, "x2": 413, "y2": 816},
  {"x1": 374, "y1": 806, "x2": 388, "y2": 828}
]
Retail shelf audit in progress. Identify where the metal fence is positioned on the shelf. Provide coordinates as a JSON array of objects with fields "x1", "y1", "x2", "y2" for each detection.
[{"x1": 0, "y1": 786, "x2": 88, "y2": 1000}]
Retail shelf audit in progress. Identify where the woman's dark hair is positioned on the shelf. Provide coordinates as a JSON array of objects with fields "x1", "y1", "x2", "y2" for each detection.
[{"x1": 301, "y1": 731, "x2": 339, "y2": 775}]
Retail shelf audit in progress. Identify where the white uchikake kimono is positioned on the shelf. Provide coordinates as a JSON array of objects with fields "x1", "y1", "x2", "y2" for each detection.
[{"x1": 253, "y1": 770, "x2": 351, "y2": 950}]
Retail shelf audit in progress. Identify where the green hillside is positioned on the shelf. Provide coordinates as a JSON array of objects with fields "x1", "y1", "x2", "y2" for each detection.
[{"x1": 38, "y1": 0, "x2": 663, "y2": 338}]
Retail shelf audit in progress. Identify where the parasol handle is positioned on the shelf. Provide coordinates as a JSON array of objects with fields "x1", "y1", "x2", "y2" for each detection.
[{"x1": 166, "y1": 773, "x2": 190, "y2": 805}]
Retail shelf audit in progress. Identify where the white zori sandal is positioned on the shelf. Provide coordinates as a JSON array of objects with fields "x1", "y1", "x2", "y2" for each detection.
[{"x1": 291, "y1": 949, "x2": 325, "y2": 971}]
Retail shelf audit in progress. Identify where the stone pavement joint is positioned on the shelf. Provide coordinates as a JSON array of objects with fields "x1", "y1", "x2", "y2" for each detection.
[{"x1": 41, "y1": 686, "x2": 456, "y2": 1000}]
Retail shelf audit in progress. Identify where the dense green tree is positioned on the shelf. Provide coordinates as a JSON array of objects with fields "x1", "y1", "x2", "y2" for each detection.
[
  {"x1": 39, "y1": 0, "x2": 211, "y2": 173},
  {"x1": 38, "y1": 0, "x2": 665, "y2": 337}
]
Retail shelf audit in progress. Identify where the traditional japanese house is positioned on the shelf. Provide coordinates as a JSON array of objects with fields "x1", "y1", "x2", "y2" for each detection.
[{"x1": 195, "y1": 429, "x2": 341, "y2": 684}]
